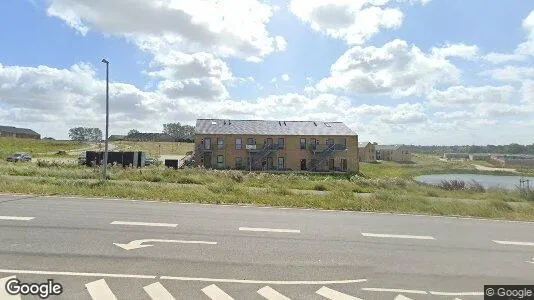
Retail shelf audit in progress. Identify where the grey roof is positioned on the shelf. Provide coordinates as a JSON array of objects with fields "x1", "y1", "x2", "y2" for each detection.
[
  {"x1": 0, "y1": 125, "x2": 40, "y2": 136},
  {"x1": 376, "y1": 145, "x2": 405, "y2": 151},
  {"x1": 195, "y1": 119, "x2": 356, "y2": 136},
  {"x1": 358, "y1": 142, "x2": 372, "y2": 148}
]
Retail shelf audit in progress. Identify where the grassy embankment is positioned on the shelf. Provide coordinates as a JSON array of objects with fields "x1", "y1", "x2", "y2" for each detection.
[
  {"x1": 0, "y1": 141, "x2": 533, "y2": 220},
  {"x1": 0, "y1": 137, "x2": 92, "y2": 158}
]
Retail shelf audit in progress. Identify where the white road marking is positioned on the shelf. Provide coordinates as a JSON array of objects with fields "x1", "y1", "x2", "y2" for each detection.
[
  {"x1": 316, "y1": 286, "x2": 362, "y2": 300},
  {"x1": 85, "y1": 279, "x2": 117, "y2": 300},
  {"x1": 257, "y1": 286, "x2": 292, "y2": 300},
  {"x1": 429, "y1": 291, "x2": 484, "y2": 296},
  {"x1": 143, "y1": 282, "x2": 176, "y2": 300},
  {"x1": 0, "y1": 276, "x2": 22, "y2": 300},
  {"x1": 361, "y1": 288, "x2": 427, "y2": 294},
  {"x1": 114, "y1": 239, "x2": 217, "y2": 250},
  {"x1": 239, "y1": 227, "x2": 300, "y2": 233},
  {"x1": 493, "y1": 240, "x2": 534, "y2": 246},
  {"x1": 0, "y1": 269, "x2": 156, "y2": 279},
  {"x1": 394, "y1": 295, "x2": 413, "y2": 300},
  {"x1": 201, "y1": 284, "x2": 234, "y2": 300},
  {"x1": 361, "y1": 233, "x2": 435, "y2": 240},
  {"x1": 0, "y1": 216, "x2": 34, "y2": 221},
  {"x1": 111, "y1": 221, "x2": 177, "y2": 227},
  {"x1": 161, "y1": 276, "x2": 367, "y2": 285}
]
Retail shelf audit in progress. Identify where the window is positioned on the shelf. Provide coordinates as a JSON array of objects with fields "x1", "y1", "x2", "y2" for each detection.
[
  {"x1": 278, "y1": 157, "x2": 285, "y2": 170},
  {"x1": 247, "y1": 137, "x2": 255, "y2": 145},
  {"x1": 266, "y1": 138, "x2": 273, "y2": 146},
  {"x1": 300, "y1": 138, "x2": 306, "y2": 150},
  {"x1": 311, "y1": 138, "x2": 317, "y2": 150},
  {"x1": 217, "y1": 137, "x2": 224, "y2": 149},
  {"x1": 204, "y1": 138, "x2": 211, "y2": 150},
  {"x1": 235, "y1": 157, "x2": 242, "y2": 169},
  {"x1": 235, "y1": 138, "x2": 242, "y2": 150},
  {"x1": 278, "y1": 138, "x2": 285, "y2": 149},
  {"x1": 342, "y1": 138, "x2": 347, "y2": 146},
  {"x1": 217, "y1": 155, "x2": 224, "y2": 164},
  {"x1": 326, "y1": 138, "x2": 334, "y2": 146}
]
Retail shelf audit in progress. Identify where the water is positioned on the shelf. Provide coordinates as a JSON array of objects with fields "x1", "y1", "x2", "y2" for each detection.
[{"x1": 414, "y1": 174, "x2": 533, "y2": 190}]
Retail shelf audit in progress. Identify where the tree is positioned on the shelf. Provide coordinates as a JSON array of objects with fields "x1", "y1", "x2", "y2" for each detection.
[
  {"x1": 163, "y1": 123, "x2": 195, "y2": 141},
  {"x1": 68, "y1": 127, "x2": 102, "y2": 142},
  {"x1": 127, "y1": 129, "x2": 139, "y2": 136}
]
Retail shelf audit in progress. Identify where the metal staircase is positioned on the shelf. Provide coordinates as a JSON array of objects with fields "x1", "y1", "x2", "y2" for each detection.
[
  {"x1": 310, "y1": 144, "x2": 346, "y2": 171},
  {"x1": 251, "y1": 143, "x2": 277, "y2": 169}
]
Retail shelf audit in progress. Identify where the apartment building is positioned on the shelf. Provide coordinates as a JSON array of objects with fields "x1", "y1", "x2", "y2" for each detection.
[
  {"x1": 358, "y1": 142, "x2": 376, "y2": 162},
  {"x1": 375, "y1": 145, "x2": 412, "y2": 162},
  {"x1": 194, "y1": 119, "x2": 359, "y2": 172}
]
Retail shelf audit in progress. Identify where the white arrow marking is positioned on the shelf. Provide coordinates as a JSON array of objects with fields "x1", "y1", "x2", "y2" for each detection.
[
  {"x1": 361, "y1": 288, "x2": 427, "y2": 294},
  {"x1": 394, "y1": 295, "x2": 413, "y2": 300},
  {"x1": 114, "y1": 239, "x2": 217, "y2": 250},
  {"x1": 316, "y1": 286, "x2": 362, "y2": 300},
  {"x1": 201, "y1": 284, "x2": 234, "y2": 300},
  {"x1": 239, "y1": 227, "x2": 300, "y2": 233},
  {"x1": 429, "y1": 291, "x2": 484, "y2": 296},
  {"x1": 361, "y1": 233, "x2": 435, "y2": 240},
  {"x1": 527, "y1": 258, "x2": 534, "y2": 264},
  {"x1": 85, "y1": 279, "x2": 117, "y2": 300},
  {"x1": 111, "y1": 221, "x2": 177, "y2": 227},
  {"x1": 0, "y1": 276, "x2": 21, "y2": 300},
  {"x1": 143, "y1": 282, "x2": 175, "y2": 300},
  {"x1": 493, "y1": 240, "x2": 534, "y2": 246},
  {"x1": 0, "y1": 216, "x2": 34, "y2": 221},
  {"x1": 258, "y1": 286, "x2": 292, "y2": 300}
]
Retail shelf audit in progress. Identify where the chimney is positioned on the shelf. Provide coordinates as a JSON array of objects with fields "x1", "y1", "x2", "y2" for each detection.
[
  {"x1": 279, "y1": 121, "x2": 281, "y2": 126},
  {"x1": 284, "y1": 121, "x2": 287, "y2": 126}
]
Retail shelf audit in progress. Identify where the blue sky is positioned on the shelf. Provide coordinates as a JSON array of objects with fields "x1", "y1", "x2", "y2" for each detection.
[{"x1": 0, "y1": 0, "x2": 533, "y2": 144}]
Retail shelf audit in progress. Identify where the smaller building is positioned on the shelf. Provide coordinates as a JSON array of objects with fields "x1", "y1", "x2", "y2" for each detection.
[
  {"x1": 469, "y1": 153, "x2": 490, "y2": 161},
  {"x1": 376, "y1": 145, "x2": 411, "y2": 162},
  {"x1": 490, "y1": 154, "x2": 534, "y2": 167},
  {"x1": 443, "y1": 153, "x2": 469, "y2": 160},
  {"x1": 358, "y1": 142, "x2": 376, "y2": 162},
  {"x1": 108, "y1": 135, "x2": 126, "y2": 141},
  {"x1": 124, "y1": 132, "x2": 176, "y2": 142},
  {"x1": 0, "y1": 125, "x2": 40, "y2": 139}
]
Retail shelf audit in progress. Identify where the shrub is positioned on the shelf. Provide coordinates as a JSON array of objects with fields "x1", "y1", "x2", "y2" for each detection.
[
  {"x1": 438, "y1": 180, "x2": 466, "y2": 190},
  {"x1": 467, "y1": 180, "x2": 486, "y2": 193},
  {"x1": 37, "y1": 160, "x2": 62, "y2": 168}
]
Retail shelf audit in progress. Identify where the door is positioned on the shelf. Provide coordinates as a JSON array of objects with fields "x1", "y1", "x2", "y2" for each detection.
[
  {"x1": 341, "y1": 159, "x2": 347, "y2": 171},
  {"x1": 203, "y1": 154, "x2": 211, "y2": 168},
  {"x1": 328, "y1": 158, "x2": 334, "y2": 171},
  {"x1": 267, "y1": 157, "x2": 273, "y2": 170},
  {"x1": 266, "y1": 138, "x2": 273, "y2": 146},
  {"x1": 300, "y1": 159, "x2": 307, "y2": 171}
]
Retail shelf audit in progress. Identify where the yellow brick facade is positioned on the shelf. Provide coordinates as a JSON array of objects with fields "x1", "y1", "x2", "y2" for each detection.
[{"x1": 195, "y1": 134, "x2": 359, "y2": 172}]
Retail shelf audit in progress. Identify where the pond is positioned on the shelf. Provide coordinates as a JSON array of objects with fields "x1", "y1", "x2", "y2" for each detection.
[{"x1": 414, "y1": 174, "x2": 533, "y2": 190}]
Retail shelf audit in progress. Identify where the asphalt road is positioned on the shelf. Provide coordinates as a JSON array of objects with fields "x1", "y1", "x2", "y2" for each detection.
[{"x1": 0, "y1": 193, "x2": 533, "y2": 300}]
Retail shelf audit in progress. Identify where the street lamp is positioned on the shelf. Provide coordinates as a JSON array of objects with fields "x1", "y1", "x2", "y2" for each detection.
[{"x1": 101, "y1": 58, "x2": 110, "y2": 181}]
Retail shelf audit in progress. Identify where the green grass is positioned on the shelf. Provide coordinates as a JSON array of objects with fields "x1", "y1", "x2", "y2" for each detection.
[
  {"x1": 0, "y1": 137, "x2": 92, "y2": 158},
  {"x1": 1, "y1": 141, "x2": 533, "y2": 220},
  {"x1": 113, "y1": 141, "x2": 194, "y2": 156}
]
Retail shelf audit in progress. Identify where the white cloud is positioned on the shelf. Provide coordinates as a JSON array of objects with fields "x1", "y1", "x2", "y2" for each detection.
[
  {"x1": 47, "y1": 0, "x2": 286, "y2": 60},
  {"x1": 482, "y1": 66, "x2": 534, "y2": 82},
  {"x1": 433, "y1": 111, "x2": 473, "y2": 120},
  {"x1": 281, "y1": 74, "x2": 290, "y2": 81},
  {"x1": 522, "y1": 80, "x2": 534, "y2": 104},
  {"x1": 428, "y1": 85, "x2": 515, "y2": 107},
  {"x1": 317, "y1": 39, "x2": 460, "y2": 97},
  {"x1": 484, "y1": 10, "x2": 534, "y2": 64},
  {"x1": 289, "y1": 0, "x2": 404, "y2": 45},
  {"x1": 431, "y1": 43, "x2": 479, "y2": 60}
]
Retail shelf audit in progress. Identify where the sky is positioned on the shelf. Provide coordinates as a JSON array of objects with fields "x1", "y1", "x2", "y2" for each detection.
[{"x1": 0, "y1": 0, "x2": 533, "y2": 145}]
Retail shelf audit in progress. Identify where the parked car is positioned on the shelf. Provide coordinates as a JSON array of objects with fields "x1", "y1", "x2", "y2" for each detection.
[{"x1": 6, "y1": 153, "x2": 32, "y2": 162}]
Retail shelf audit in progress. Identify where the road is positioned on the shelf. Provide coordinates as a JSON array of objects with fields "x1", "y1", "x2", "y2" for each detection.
[{"x1": 0, "y1": 193, "x2": 533, "y2": 299}]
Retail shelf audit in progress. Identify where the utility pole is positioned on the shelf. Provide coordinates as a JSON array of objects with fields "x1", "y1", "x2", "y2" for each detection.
[{"x1": 101, "y1": 59, "x2": 110, "y2": 181}]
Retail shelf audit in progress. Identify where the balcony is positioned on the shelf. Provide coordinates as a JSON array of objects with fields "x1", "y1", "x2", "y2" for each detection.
[{"x1": 309, "y1": 144, "x2": 347, "y2": 152}]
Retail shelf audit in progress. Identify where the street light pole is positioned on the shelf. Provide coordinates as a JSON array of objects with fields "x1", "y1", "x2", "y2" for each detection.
[{"x1": 101, "y1": 59, "x2": 110, "y2": 181}]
